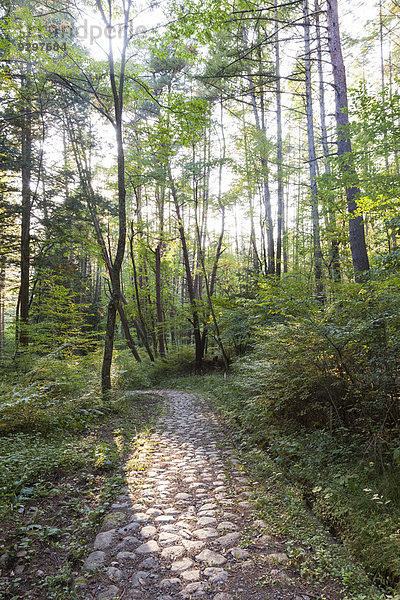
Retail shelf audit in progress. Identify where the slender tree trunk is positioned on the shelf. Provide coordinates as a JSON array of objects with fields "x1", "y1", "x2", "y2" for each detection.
[
  {"x1": 0, "y1": 256, "x2": 5, "y2": 354},
  {"x1": 243, "y1": 124, "x2": 262, "y2": 271},
  {"x1": 129, "y1": 228, "x2": 154, "y2": 361},
  {"x1": 326, "y1": 0, "x2": 370, "y2": 281},
  {"x1": 117, "y1": 302, "x2": 141, "y2": 362},
  {"x1": 316, "y1": 0, "x2": 341, "y2": 281},
  {"x1": 19, "y1": 74, "x2": 32, "y2": 347},
  {"x1": 209, "y1": 99, "x2": 226, "y2": 296},
  {"x1": 244, "y1": 29, "x2": 275, "y2": 274},
  {"x1": 102, "y1": 297, "x2": 117, "y2": 390},
  {"x1": 304, "y1": 0, "x2": 324, "y2": 299},
  {"x1": 155, "y1": 243, "x2": 166, "y2": 357},
  {"x1": 194, "y1": 203, "x2": 229, "y2": 373},
  {"x1": 169, "y1": 170, "x2": 204, "y2": 370},
  {"x1": 210, "y1": 205, "x2": 225, "y2": 297},
  {"x1": 275, "y1": 0, "x2": 284, "y2": 278},
  {"x1": 283, "y1": 183, "x2": 289, "y2": 273}
]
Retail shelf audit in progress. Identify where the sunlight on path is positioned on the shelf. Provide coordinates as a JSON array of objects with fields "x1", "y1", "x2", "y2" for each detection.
[{"x1": 78, "y1": 391, "x2": 310, "y2": 600}]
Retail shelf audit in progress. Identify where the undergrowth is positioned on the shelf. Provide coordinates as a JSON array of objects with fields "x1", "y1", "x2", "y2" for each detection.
[
  {"x1": 133, "y1": 358, "x2": 400, "y2": 600},
  {"x1": 0, "y1": 347, "x2": 162, "y2": 600}
]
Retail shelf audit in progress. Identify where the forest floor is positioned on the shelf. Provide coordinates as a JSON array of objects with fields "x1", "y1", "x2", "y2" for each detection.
[
  {"x1": 0, "y1": 386, "x2": 383, "y2": 600},
  {"x1": 74, "y1": 390, "x2": 343, "y2": 600}
]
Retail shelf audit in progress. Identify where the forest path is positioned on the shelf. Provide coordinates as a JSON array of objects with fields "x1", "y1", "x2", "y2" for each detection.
[{"x1": 79, "y1": 390, "x2": 311, "y2": 600}]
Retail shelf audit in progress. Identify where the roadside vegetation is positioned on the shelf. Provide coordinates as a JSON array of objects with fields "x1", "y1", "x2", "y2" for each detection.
[{"x1": 0, "y1": 347, "x2": 162, "y2": 600}]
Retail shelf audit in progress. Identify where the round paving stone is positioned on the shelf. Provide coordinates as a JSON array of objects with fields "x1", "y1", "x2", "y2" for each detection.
[
  {"x1": 94, "y1": 530, "x2": 115, "y2": 550},
  {"x1": 195, "y1": 549, "x2": 226, "y2": 566},
  {"x1": 141, "y1": 525, "x2": 157, "y2": 538},
  {"x1": 97, "y1": 585, "x2": 120, "y2": 600},
  {"x1": 116, "y1": 551, "x2": 136, "y2": 562},
  {"x1": 180, "y1": 582, "x2": 208, "y2": 598},
  {"x1": 131, "y1": 570, "x2": 149, "y2": 587},
  {"x1": 193, "y1": 528, "x2": 218, "y2": 540},
  {"x1": 171, "y1": 557, "x2": 194, "y2": 572},
  {"x1": 216, "y1": 532, "x2": 241, "y2": 547},
  {"x1": 136, "y1": 540, "x2": 160, "y2": 554},
  {"x1": 197, "y1": 516, "x2": 217, "y2": 526},
  {"x1": 107, "y1": 567, "x2": 124, "y2": 583},
  {"x1": 217, "y1": 522, "x2": 237, "y2": 532},
  {"x1": 181, "y1": 568, "x2": 201, "y2": 582},
  {"x1": 159, "y1": 532, "x2": 181, "y2": 546},
  {"x1": 229, "y1": 547, "x2": 251, "y2": 559},
  {"x1": 84, "y1": 551, "x2": 106, "y2": 570},
  {"x1": 161, "y1": 545, "x2": 186, "y2": 560},
  {"x1": 268, "y1": 552, "x2": 289, "y2": 564},
  {"x1": 159, "y1": 578, "x2": 181, "y2": 588},
  {"x1": 176, "y1": 493, "x2": 191, "y2": 500}
]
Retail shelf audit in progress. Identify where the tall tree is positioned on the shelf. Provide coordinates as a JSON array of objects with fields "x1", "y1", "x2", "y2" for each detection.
[
  {"x1": 303, "y1": 0, "x2": 324, "y2": 297},
  {"x1": 94, "y1": 0, "x2": 135, "y2": 391},
  {"x1": 326, "y1": 0, "x2": 370, "y2": 281}
]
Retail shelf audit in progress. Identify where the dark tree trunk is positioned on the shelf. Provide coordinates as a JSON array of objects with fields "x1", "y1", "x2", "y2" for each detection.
[
  {"x1": 304, "y1": 0, "x2": 324, "y2": 299},
  {"x1": 316, "y1": 0, "x2": 341, "y2": 281},
  {"x1": 155, "y1": 243, "x2": 166, "y2": 357},
  {"x1": 275, "y1": 0, "x2": 284, "y2": 278},
  {"x1": 326, "y1": 0, "x2": 370, "y2": 281},
  {"x1": 19, "y1": 75, "x2": 32, "y2": 347},
  {"x1": 169, "y1": 171, "x2": 204, "y2": 370},
  {"x1": 101, "y1": 295, "x2": 117, "y2": 392}
]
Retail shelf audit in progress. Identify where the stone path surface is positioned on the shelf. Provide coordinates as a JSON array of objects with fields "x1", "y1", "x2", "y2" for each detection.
[{"x1": 78, "y1": 391, "x2": 312, "y2": 600}]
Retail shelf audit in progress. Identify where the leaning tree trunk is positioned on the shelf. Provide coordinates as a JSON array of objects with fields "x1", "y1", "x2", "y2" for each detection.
[{"x1": 326, "y1": 0, "x2": 370, "y2": 281}]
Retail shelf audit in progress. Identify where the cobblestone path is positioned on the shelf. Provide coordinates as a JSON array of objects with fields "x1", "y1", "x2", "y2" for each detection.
[{"x1": 79, "y1": 391, "x2": 311, "y2": 600}]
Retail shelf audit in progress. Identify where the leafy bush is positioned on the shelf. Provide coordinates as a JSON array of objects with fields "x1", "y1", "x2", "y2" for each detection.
[
  {"x1": 242, "y1": 274, "x2": 400, "y2": 436},
  {"x1": 115, "y1": 346, "x2": 197, "y2": 389},
  {"x1": 0, "y1": 352, "x2": 102, "y2": 435},
  {"x1": 212, "y1": 270, "x2": 400, "y2": 592}
]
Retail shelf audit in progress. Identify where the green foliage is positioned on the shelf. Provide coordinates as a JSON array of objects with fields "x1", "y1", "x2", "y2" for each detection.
[
  {"x1": 244, "y1": 273, "x2": 400, "y2": 433},
  {"x1": 213, "y1": 296, "x2": 256, "y2": 354},
  {"x1": 28, "y1": 272, "x2": 97, "y2": 355},
  {"x1": 205, "y1": 269, "x2": 400, "y2": 593},
  {"x1": 115, "y1": 346, "x2": 197, "y2": 389},
  {"x1": 0, "y1": 352, "x2": 102, "y2": 435}
]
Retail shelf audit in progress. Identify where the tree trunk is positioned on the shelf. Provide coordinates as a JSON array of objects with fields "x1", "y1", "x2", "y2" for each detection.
[
  {"x1": 117, "y1": 302, "x2": 142, "y2": 362},
  {"x1": 275, "y1": 0, "x2": 284, "y2": 278},
  {"x1": 129, "y1": 228, "x2": 155, "y2": 361},
  {"x1": 244, "y1": 29, "x2": 275, "y2": 274},
  {"x1": 155, "y1": 243, "x2": 166, "y2": 357},
  {"x1": 19, "y1": 74, "x2": 32, "y2": 347},
  {"x1": 326, "y1": 0, "x2": 370, "y2": 281},
  {"x1": 316, "y1": 0, "x2": 341, "y2": 281},
  {"x1": 304, "y1": 0, "x2": 324, "y2": 299},
  {"x1": 0, "y1": 256, "x2": 5, "y2": 354},
  {"x1": 169, "y1": 170, "x2": 204, "y2": 370},
  {"x1": 101, "y1": 295, "x2": 117, "y2": 392}
]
